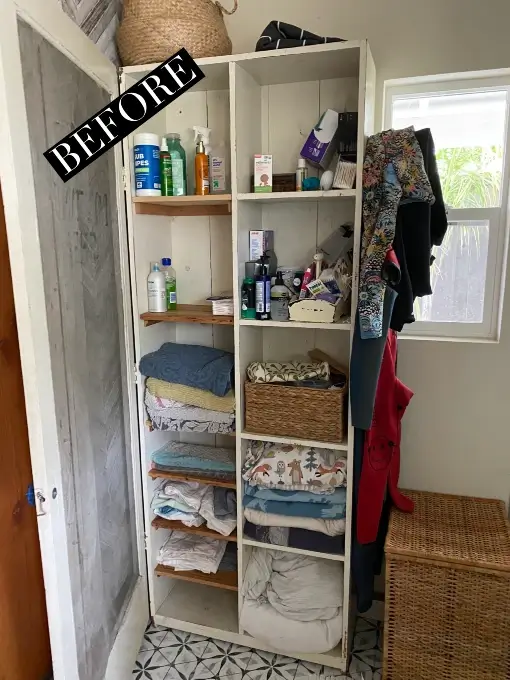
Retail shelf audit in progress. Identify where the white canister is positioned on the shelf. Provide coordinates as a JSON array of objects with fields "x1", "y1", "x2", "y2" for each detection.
[{"x1": 134, "y1": 132, "x2": 161, "y2": 196}]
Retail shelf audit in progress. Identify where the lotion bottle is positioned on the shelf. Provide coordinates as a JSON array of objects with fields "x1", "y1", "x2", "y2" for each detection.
[{"x1": 147, "y1": 262, "x2": 166, "y2": 312}]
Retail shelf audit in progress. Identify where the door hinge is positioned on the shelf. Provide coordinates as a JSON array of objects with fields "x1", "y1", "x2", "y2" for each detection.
[
  {"x1": 122, "y1": 168, "x2": 128, "y2": 192},
  {"x1": 133, "y1": 363, "x2": 140, "y2": 384},
  {"x1": 144, "y1": 532, "x2": 148, "y2": 551}
]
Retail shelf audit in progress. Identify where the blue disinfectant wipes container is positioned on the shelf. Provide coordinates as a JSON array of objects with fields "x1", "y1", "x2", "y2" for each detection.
[{"x1": 134, "y1": 132, "x2": 161, "y2": 196}]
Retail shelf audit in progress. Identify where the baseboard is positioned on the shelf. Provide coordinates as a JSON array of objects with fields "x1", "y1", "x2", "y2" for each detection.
[
  {"x1": 360, "y1": 599, "x2": 385, "y2": 622},
  {"x1": 104, "y1": 577, "x2": 149, "y2": 680}
]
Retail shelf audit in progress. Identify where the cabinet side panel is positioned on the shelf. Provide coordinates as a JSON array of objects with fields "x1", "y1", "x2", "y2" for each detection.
[{"x1": 18, "y1": 20, "x2": 137, "y2": 680}]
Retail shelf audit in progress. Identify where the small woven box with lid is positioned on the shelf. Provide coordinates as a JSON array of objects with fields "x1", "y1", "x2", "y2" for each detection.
[{"x1": 384, "y1": 490, "x2": 510, "y2": 680}]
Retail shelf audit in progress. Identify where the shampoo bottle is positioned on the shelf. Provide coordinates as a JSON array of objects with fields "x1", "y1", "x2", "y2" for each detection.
[
  {"x1": 270, "y1": 271, "x2": 290, "y2": 321},
  {"x1": 255, "y1": 252, "x2": 271, "y2": 321},
  {"x1": 147, "y1": 262, "x2": 166, "y2": 312}
]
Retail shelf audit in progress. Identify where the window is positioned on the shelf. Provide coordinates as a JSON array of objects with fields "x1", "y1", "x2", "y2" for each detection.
[{"x1": 384, "y1": 74, "x2": 510, "y2": 340}]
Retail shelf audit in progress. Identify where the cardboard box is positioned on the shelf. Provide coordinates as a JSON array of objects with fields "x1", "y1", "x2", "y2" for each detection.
[
  {"x1": 300, "y1": 109, "x2": 339, "y2": 169},
  {"x1": 254, "y1": 155, "x2": 273, "y2": 193}
]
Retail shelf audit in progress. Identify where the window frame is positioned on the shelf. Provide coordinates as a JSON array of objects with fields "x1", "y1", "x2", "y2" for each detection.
[{"x1": 383, "y1": 71, "x2": 510, "y2": 342}]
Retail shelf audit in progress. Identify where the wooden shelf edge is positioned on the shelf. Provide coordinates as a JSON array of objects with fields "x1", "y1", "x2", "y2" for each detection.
[
  {"x1": 148, "y1": 469, "x2": 237, "y2": 489},
  {"x1": 152, "y1": 517, "x2": 237, "y2": 542},
  {"x1": 155, "y1": 564, "x2": 238, "y2": 591},
  {"x1": 140, "y1": 305, "x2": 234, "y2": 327},
  {"x1": 133, "y1": 194, "x2": 232, "y2": 217}
]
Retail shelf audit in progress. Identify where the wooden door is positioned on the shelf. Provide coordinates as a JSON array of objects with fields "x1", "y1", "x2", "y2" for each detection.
[{"x1": 0, "y1": 185, "x2": 52, "y2": 679}]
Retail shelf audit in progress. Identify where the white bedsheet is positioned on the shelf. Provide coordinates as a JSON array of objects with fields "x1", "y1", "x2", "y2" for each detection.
[
  {"x1": 158, "y1": 531, "x2": 226, "y2": 573},
  {"x1": 241, "y1": 548, "x2": 343, "y2": 653}
]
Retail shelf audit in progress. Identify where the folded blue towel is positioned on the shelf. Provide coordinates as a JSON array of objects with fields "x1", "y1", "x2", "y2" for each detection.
[
  {"x1": 243, "y1": 484, "x2": 346, "y2": 519},
  {"x1": 152, "y1": 442, "x2": 235, "y2": 473},
  {"x1": 139, "y1": 342, "x2": 234, "y2": 397},
  {"x1": 243, "y1": 484, "x2": 346, "y2": 505}
]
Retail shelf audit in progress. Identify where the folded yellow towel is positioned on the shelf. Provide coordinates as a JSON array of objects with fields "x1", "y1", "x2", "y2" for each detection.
[{"x1": 146, "y1": 378, "x2": 235, "y2": 413}]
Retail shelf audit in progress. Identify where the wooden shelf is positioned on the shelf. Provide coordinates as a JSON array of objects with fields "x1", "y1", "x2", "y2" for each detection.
[
  {"x1": 148, "y1": 469, "x2": 237, "y2": 489},
  {"x1": 152, "y1": 517, "x2": 237, "y2": 542},
  {"x1": 155, "y1": 564, "x2": 238, "y2": 591},
  {"x1": 238, "y1": 189, "x2": 356, "y2": 202},
  {"x1": 134, "y1": 194, "x2": 232, "y2": 217},
  {"x1": 239, "y1": 319, "x2": 351, "y2": 330},
  {"x1": 140, "y1": 305, "x2": 234, "y2": 327},
  {"x1": 242, "y1": 537, "x2": 344, "y2": 562},
  {"x1": 240, "y1": 431, "x2": 348, "y2": 451}
]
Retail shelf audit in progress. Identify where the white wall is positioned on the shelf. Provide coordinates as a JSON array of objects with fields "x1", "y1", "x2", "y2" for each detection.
[{"x1": 225, "y1": 0, "x2": 510, "y2": 505}]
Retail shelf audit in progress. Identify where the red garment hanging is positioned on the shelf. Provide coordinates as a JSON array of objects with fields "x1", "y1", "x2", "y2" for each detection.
[{"x1": 357, "y1": 330, "x2": 414, "y2": 545}]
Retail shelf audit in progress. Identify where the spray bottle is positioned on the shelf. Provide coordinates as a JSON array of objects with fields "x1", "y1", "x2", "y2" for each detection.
[
  {"x1": 255, "y1": 251, "x2": 271, "y2": 320},
  {"x1": 193, "y1": 126, "x2": 210, "y2": 195}
]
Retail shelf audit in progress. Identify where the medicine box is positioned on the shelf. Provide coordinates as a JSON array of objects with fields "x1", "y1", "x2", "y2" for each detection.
[
  {"x1": 254, "y1": 155, "x2": 273, "y2": 193},
  {"x1": 249, "y1": 230, "x2": 274, "y2": 261}
]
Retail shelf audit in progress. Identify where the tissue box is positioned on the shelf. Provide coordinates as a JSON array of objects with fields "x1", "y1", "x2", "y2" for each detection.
[{"x1": 300, "y1": 109, "x2": 339, "y2": 169}]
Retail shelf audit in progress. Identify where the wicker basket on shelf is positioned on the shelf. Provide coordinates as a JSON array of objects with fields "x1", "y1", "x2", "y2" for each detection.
[
  {"x1": 117, "y1": 0, "x2": 238, "y2": 67},
  {"x1": 244, "y1": 382, "x2": 346, "y2": 443},
  {"x1": 384, "y1": 490, "x2": 510, "y2": 680}
]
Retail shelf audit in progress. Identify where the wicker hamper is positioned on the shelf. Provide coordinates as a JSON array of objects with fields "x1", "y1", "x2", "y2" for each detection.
[
  {"x1": 384, "y1": 490, "x2": 510, "y2": 680},
  {"x1": 117, "y1": 0, "x2": 238, "y2": 67},
  {"x1": 244, "y1": 382, "x2": 346, "y2": 443}
]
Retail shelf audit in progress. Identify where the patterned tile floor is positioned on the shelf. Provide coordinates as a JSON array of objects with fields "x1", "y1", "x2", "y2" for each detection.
[{"x1": 133, "y1": 615, "x2": 382, "y2": 680}]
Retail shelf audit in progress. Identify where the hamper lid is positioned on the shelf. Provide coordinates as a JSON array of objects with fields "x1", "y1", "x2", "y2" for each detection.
[{"x1": 385, "y1": 490, "x2": 510, "y2": 572}]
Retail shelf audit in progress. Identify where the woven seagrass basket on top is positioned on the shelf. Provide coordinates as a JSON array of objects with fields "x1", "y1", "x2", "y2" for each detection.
[{"x1": 117, "y1": 0, "x2": 238, "y2": 67}]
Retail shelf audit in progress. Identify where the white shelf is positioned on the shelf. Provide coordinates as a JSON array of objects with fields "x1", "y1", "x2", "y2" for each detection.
[
  {"x1": 156, "y1": 580, "x2": 239, "y2": 634},
  {"x1": 238, "y1": 190, "x2": 356, "y2": 203},
  {"x1": 242, "y1": 538, "x2": 345, "y2": 562},
  {"x1": 239, "y1": 319, "x2": 351, "y2": 330},
  {"x1": 240, "y1": 431, "x2": 348, "y2": 452}
]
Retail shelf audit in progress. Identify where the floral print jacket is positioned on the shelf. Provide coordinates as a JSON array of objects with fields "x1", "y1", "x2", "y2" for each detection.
[{"x1": 359, "y1": 127, "x2": 435, "y2": 339}]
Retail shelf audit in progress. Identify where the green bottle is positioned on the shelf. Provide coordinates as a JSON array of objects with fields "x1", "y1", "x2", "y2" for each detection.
[
  {"x1": 161, "y1": 258, "x2": 177, "y2": 310},
  {"x1": 166, "y1": 132, "x2": 187, "y2": 196},
  {"x1": 160, "y1": 137, "x2": 172, "y2": 196}
]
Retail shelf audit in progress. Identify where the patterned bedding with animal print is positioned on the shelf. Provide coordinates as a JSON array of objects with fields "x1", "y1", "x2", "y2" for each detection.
[{"x1": 242, "y1": 440, "x2": 347, "y2": 494}]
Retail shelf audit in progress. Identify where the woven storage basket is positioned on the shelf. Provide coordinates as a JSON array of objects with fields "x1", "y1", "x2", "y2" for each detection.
[
  {"x1": 117, "y1": 0, "x2": 238, "y2": 67},
  {"x1": 384, "y1": 490, "x2": 510, "y2": 680},
  {"x1": 244, "y1": 382, "x2": 346, "y2": 443}
]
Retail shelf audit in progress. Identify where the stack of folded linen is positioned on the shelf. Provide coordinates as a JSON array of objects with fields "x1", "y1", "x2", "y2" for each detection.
[
  {"x1": 140, "y1": 342, "x2": 235, "y2": 434},
  {"x1": 151, "y1": 478, "x2": 237, "y2": 536},
  {"x1": 151, "y1": 441, "x2": 236, "y2": 482},
  {"x1": 159, "y1": 531, "x2": 238, "y2": 574},
  {"x1": 240, "y1": 548, "x2": 344, "y2": 653},
  {"x1": 242, "y1": 440, "x2": 347, "y2": 549}
]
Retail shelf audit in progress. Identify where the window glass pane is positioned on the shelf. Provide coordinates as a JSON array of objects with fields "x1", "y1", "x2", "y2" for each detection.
[
  {"x1": 415, "y1": 220, "x2": 489, "y2": 323},
  {"x1": 392, "y1": 90, "x2": 507, "y2": 209}
]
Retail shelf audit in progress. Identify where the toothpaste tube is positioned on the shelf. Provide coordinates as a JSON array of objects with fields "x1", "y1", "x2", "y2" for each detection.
[{"x1": 299, "y1": 267, "x2": 313, "y2": 299}]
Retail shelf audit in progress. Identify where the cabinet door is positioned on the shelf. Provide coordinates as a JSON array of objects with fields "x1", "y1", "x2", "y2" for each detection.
[{"x1": 0, "y1": 2, "x2": 147, "y2": 679}]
